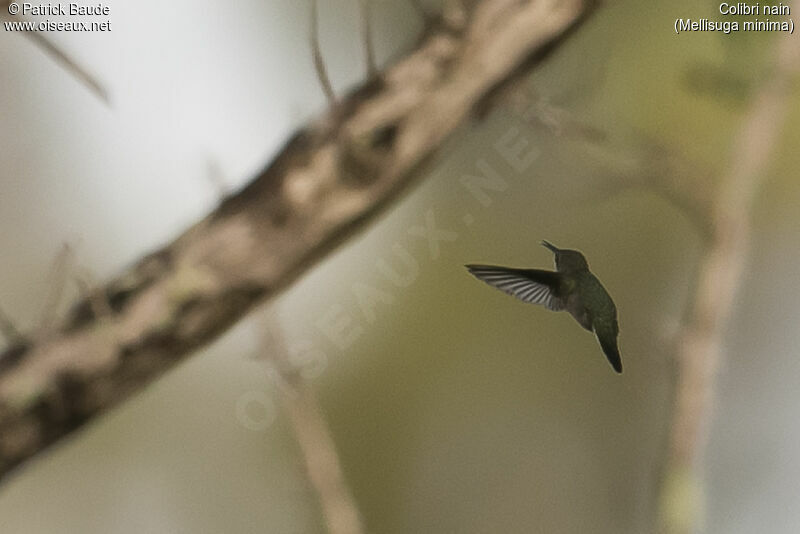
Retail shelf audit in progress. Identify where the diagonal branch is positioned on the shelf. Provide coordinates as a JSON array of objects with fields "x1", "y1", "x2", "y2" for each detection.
[{"x1": 0, "y1": 0, "x2": 599, "y2": 482}]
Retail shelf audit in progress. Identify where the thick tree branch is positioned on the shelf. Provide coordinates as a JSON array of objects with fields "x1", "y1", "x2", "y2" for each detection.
[{"x1": 0, "y1": 0, "x2": 599, "y2": 482}]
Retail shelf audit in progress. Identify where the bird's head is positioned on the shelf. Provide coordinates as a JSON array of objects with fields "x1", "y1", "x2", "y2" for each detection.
[{"x1": 541, "y1": 240, "x2": 589, "y2": 272}]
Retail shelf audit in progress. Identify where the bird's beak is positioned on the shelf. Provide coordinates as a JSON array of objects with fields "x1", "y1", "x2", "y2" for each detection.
[{"x1": 541, "y1": 240, "x2": 559, "y2": 253}]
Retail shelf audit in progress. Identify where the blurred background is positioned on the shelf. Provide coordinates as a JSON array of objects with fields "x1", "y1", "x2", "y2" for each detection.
[{"x1": 1, "y1": 0, "x2": 798, "y2": 532}]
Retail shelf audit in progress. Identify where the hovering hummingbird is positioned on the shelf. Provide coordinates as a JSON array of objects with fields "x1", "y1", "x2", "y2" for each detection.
[{"x1": 465, "y1": 241, "x2": 622, "y2": 373}]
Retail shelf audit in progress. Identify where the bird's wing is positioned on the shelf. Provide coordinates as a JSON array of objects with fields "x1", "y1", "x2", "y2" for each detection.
[{"x1": 465, "y1": 265, "x2": 563, "y2": 311}]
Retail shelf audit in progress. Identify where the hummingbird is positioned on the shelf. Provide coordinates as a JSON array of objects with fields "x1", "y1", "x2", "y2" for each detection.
[{"x1": 465, "y1": 241, "x2": 622, "y2": 373}]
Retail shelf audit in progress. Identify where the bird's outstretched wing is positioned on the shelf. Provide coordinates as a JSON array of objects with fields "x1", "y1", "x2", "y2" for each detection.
[{"x1": 465, "y1": 265, "x2": 563, "y2": 311}]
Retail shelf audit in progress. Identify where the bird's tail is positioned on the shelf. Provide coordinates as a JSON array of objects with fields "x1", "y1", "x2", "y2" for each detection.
[{"x1": 594, "y1": 323, "x2": 622, "y2": 374}]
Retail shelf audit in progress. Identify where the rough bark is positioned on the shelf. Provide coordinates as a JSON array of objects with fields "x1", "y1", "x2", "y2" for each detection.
[{"x1": 0, "y1": 0, "x2": 599, "y2": 481}]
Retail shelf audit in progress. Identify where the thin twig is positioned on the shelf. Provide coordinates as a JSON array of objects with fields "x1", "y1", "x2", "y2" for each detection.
[
  {"x1": 37, "y1": 243, "x2": 75, "y2": 335},
  {"x1": 260, "y1": 314, "x2": 364, "y2": 534},
  {"x1": 73, "y1": 269, "x2": 113, "y2": 321},
  {"x1": 359, "y1": 0, "x2": 377, "y2": 78},
  {"x1": 20, "y1": 30, "x2": 109, "y2": 105},
  {"x1": 204, "y1": 157, "x2": 230, "y2": 201},
  {"x1": 658, "y1": 16, "x2": 800, "y2": 534},
  {"x1": 282, "y1": 384, "x2": 364, "y2": 534},
  {"x1": 310, "y1": 0, "x2": 336, "y2": 106}
]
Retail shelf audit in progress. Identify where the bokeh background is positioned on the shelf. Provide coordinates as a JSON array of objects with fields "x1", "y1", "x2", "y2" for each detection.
[{"x1": 1, "y1": 1, "x2": 798, "y2": 532}]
